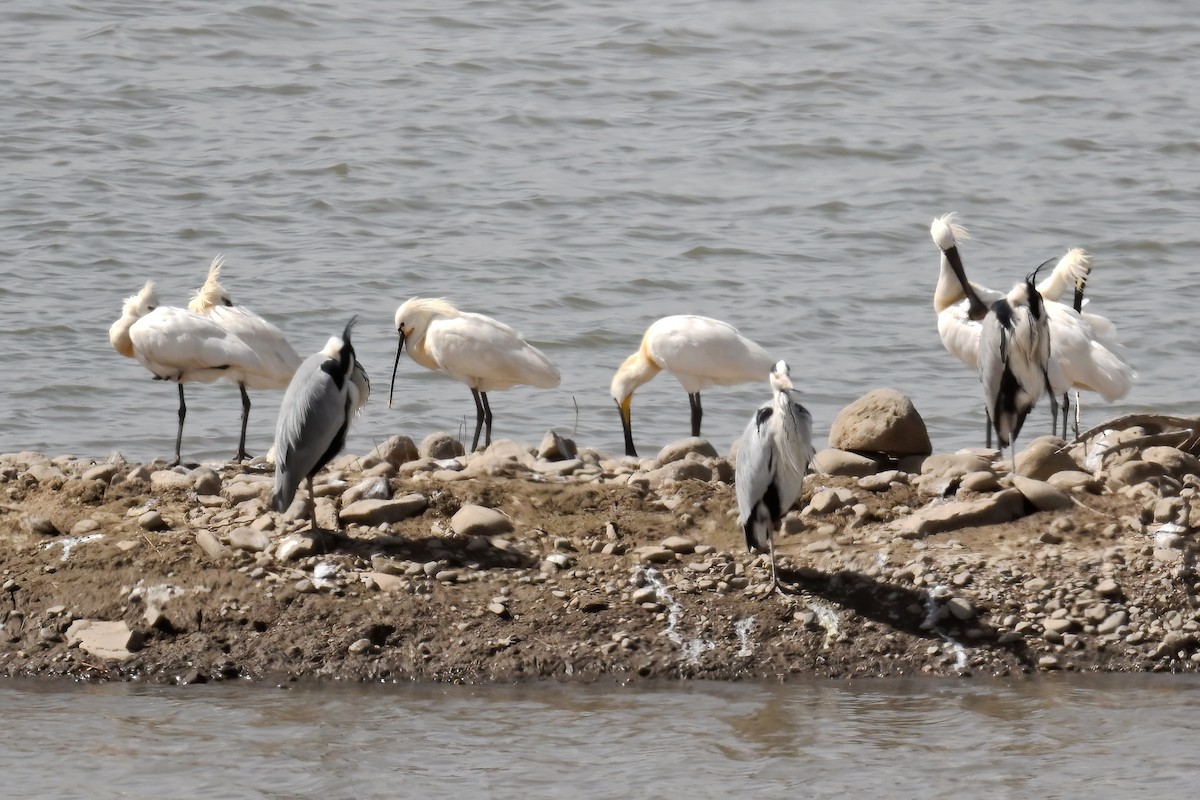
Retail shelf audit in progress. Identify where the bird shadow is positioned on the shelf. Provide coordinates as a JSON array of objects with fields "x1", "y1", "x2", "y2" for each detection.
[
  {"x1": 778, "y1": 564, "x2": 1035, "y2": 670},
  {"x1": 307, "y1": 527, "x2": 537, "y2": 571}
]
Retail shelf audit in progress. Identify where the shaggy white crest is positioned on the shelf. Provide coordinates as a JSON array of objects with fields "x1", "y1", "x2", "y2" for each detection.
[{"x1": 188, "y1": 254, "x2": 230, "y2": 312}]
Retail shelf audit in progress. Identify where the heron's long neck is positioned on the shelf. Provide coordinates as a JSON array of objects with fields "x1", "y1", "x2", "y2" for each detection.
[
  {"x1": 404, "y1": 328, "x2": 441, "y2": 373},
  {"x1": 934, "y1": 253, "x2": 968, "y2": 313}
]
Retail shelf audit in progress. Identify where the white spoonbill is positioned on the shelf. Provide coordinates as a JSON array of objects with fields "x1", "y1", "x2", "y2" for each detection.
[
  {"x1": 388, "y1": 298, "x2": 561, "y2": 451},
  {"x1": 930, "y1": 213, "x2": 1134, "y2": 441},
  {"x1": 109, "y1": 280, "x2": 294, "y2": 465},
  {"x1": 611, "y1": 315, "x2": 774, "y2": 458},
  {"x1": 272, "y1": 317, "x2": 370, "y2": 525},
  {"x1": 978, "y1": 263, "x2": 1054, "y2": 471},
  {"x1": 735, "y1": 361, "x2": 815, "y2": 594},
  {"x1": 186, "y1": 255, "x2": 302, "y2": 460}
]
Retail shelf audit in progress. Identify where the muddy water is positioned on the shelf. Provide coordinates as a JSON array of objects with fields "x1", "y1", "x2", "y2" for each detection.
[{"x1": 3, "y1": 676, "x2": 1199, "y2": 798}]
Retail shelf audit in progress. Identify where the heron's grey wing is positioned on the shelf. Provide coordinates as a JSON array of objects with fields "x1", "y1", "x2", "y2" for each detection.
[
  {"x1": 271, "y1": 355, "x2": 344, "y2": 510},
  {"x1": 776, "y1": 391, "x2": 815, "y2": 503},
  {"x1": 735, "y1": 406, "x2": 776, "y2": 525},
  {"x1": 977, "y1": 313, "x2": 1007, "y2": 415}
]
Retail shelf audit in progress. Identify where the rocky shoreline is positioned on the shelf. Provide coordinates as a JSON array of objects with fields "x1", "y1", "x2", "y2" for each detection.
[{"x1": 2, "y1": 410, "x2": 1200, "y2": 685}]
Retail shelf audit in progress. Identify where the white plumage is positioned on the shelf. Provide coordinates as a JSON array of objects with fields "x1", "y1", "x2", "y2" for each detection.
[
  {"x1": 389, "y1": 298, "x2": 560, "y2": 451},
  {"x1": 735, "y1": 361, "x2": 814, "y2": 593},
  {"x1": 930, "y1": 213, "x2": 1134, "y2": 440},
  {"x1": 611, "y1": 315, "x2": 775, "y2": 457},
  {"x1": 109, "y1": 259, "x2": 301, "y2": 464},
  {"x1": 272, "y1": 318, "x2": 370, "y2": 524}
]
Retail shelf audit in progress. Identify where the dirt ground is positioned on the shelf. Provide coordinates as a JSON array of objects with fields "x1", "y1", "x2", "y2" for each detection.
[{"x1": 2, "y1": 443, "x2": 1199, "y2": 686}]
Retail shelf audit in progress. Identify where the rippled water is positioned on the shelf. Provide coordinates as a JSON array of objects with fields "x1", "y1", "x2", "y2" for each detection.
[
  {"x1": 3, "y1": 676, "x2": 1200, "y2": 798},
  {"x1": 1, "y1": 0, "x2": 1196, "y2": 463}
]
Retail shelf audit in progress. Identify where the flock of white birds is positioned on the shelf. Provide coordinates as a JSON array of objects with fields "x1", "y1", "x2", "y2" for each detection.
[{"x1": 108, "y1": 214, "x2": 1134, "y2": 587}]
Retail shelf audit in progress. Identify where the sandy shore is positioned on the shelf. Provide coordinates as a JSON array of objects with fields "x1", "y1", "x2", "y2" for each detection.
[{"x1": 1, "y1": 426, "x2": 1199, "y2": 685}]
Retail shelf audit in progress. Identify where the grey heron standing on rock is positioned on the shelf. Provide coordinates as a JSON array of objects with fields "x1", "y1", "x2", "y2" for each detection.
[
  {"x1": 978, "y1": 261, "x2": 1054, "y2": 473},
  {"x1": 735, "y1": 360, "x2": 815, "y2": 594},
  {"x1": 271, "y1": 317, "x2": 370, "y2": 526}
]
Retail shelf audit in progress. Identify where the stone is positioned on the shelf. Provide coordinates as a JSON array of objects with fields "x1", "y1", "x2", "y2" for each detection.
[
  {"x1": 645, "y1": 459, "x2": 712, "y2": 487},
  {"x1": 812, "y1": 449, "x2": 883, "y2": 477},
  {"x1": 339, "y1": 495, "x2": 429, "y2": 526},
  {"x1": 1098, "y1": 611, "x2": 1129, "y2": 634},
  {"x1": 1107, "y1": 460, "x2": 1170, "y2": 489},
  {"x1": 420, "y1": 433, "x2": 465, "y2": 460},
  {"x1": 224, "y1": 482, "x2": 265, "y2": 504},
  {"x1": 657, "y1": 438, "x2": 719, "y2": 464},
  {"x1": 227, "y1": 527, "x2": 271, "y2": 553},
  {"x1": 195, "y1": 530, "x2": 231, "y2": 560},
  {"x1": 82, "y1": 463, "x2": 120, "y2": 483},
  {"x1": 1012, "y1": 476, "x2": 1074, "y2": 512},
  {"x1": 920, "y1": 452, "x2": 995, "y2": 482},
  {"x1": 945, "y1": 597, "x2": 975, "y2": 621},
  {"x1": 341, "y1": 476, "x2": 392, "y2": 505},
  {"x1": 66, "y1": 620, "x2": 140, "y2": 661},
  {"x1": 828, "y1": 389, "x2": 931, "y2": 457},
  {"x1": 960, "y1": 471, "x2": 1001, "y2": 493},
  {"x1": 1014, "y1": 436, "x2": 1080, "y2": 480},
  {"x1": 138, "y1": 510, "x2": 168, "y2": 531},
  {"x1": 1141, "y1": 446, "x2": 1200, "y2": 477},
  {"x1": 538, "y1": 430, "x2": 578, "y2": 461},
  {"x1": 661, "y1": 536, "x2": 696, "y2": 554},
  {"x1": 1096, "y1": 578, "x2": 1122, "y2": 598},
  {"x1": 362, "y1": 572, "x2": 408, "y2": 592},
  {"x1": 636, "y1": 546, "x2": 676, "y2": 565},
  {"x1": 24, "y1": 515, "x2": 59, "y2": 536},
  {"x1": 348, "y1": 638, "x2": 372, "y2": 655},
  {"x1": 275, "y1": 532, "x2": 323, "y2": 562},
  {"x1": 192, "y1": 467, "x2": 222, "y2": 496},
  {"x1": 69, "y1": 519, "x2": 100, "y2": 536},
  {"x1": 364, "y1": 435, "x2": 420, "y2": 469},
  {"x1": 150, "y1": 470, "x2": 192, "y2": 490},
  {"x1": 450, "y1": 505, "x2": 513, "y2": 536},
  {"x1": 26, "y1": 464, "x2": 66, "y2": 484},
  {"x1": 894, "y1": 489, "x2": 1026, "y2": 538},
  {"x1": 1047, "y1": 471, "x2": 1102, "y2": 494}
]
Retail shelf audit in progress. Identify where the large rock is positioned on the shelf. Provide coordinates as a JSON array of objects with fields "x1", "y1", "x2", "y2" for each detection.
[
  {"x1": 364, "y1": 435, "x2": 420, "y2": 469},
  {"x1": 1015, "y1": 436, "x2": 1081, "y2": 480},
  {"x1": 895, "y1": 489, "x2": 1026, "y2": 538},
  {"x1": 644, "y1": 459, "x2": 712, "y2": 488},
  {"x1": 1141, "y1": 446, "x2": 1200, "y2": 477},
  {"x1": 828, "y1": 389, "x2": 931, "y2": 457},
  {"x1": 340, "y1": 495, "x2": 428, "y2": 526},
  {"x1": 657, "y1": 438, "x2": 719, "y2": 465},
  {"x1": 451, "y1": 504, "x2": 514, "y2": 536},
  {"x1": 538, "y1": 431, "x2": 578, "y2": 462},
  {"x1": 420, "y1": 433, "x2": 465, "y2": 460},
  {"x1": 66, "y1": 620, "x2": 141, "y2": 661},
  {"x1": 341, "y1": 476, "x2": 392, "y2": 505}
]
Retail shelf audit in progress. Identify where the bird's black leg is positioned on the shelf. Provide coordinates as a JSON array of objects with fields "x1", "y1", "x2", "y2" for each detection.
[
  {"x1": 236, "y1": 383, "x2": 251, "y2": 462},
  {"x1": 689, "y1": 392, "x2": 703, "y2": 437},
  {"x1": 305, "y1": 475, "x2": 317, "y2": 529},
  {"x1": 985, "y1": 407, "x2": 993, "y2": 450},
  {"x1": 1073, "y1": 390, "x2": 1081, "y2": 438},
  {"x1": 481, "y1": 391, "x2": 493, "y2": 449},
  {"x1": 170, "y1": 383, "x2": 187, "y2": 467},
  {"x1": 470, "y1": 388, "x2": 486, "y2": 451},
  {"x1": 1061, "y1": 391, "x2": 1070, "y2": 439}
]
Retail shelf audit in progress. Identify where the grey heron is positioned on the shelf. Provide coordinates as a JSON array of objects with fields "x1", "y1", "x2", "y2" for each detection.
[
  {"x1": 930, "y1": 213, "x2": 1133, "y2": 442},
  {"x1": 271, "y1": 317, "x2": 370, "y2": 524},
  {"x1": 735, "y1": 360, "x2": 815, "y2": 594},
  {"x1": 388, "y1": 298, "x2": 560, "y2": 451},
  {"x1": 109, "y1": 267, "x2": 300, "y2": 466},
  {"x1": 612, "y1": 315, "x2": 774, "y2": 457},
  {"x1": 978, "y1": 261, "x2": 1054, "y2": 472}
]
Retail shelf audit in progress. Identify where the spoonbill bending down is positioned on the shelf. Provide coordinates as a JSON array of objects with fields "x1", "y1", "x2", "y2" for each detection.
[
  {"x1": 109, "y1": 275, "x2": 298, "y2": 466},
  {"x1": 389, "y1": 298, "x2": 561, "y2": 451},
  {"x1": 271, "y1": 317, "x2": 370, "y2": 524},
  {"x1": 979, "y1": 263, "x2": 1054, "y2": 471},
  {"x1": 611, "y1": 315, "x2": 775, "y2": 458},
  {"x1": 186, "y1": 255, "x2": 301, "y2": 460},
  {"x1": 735, "y1": 361, "x2": 815, "y2": 594},
  {"x1": 930, "y1": 213, "x2": 1133, "y2": 441}
]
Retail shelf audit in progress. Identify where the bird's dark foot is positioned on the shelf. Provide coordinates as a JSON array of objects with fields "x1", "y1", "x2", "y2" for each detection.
[
  {"x1": 233, "y1": 450, "x2": 249, "y2": 463},
  {"x1": 166, "y1": 457, "x2": 181, "y2": 468}
]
